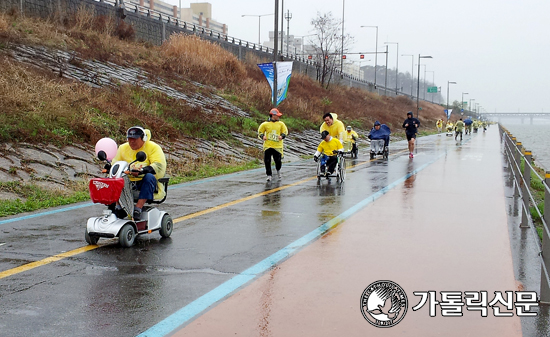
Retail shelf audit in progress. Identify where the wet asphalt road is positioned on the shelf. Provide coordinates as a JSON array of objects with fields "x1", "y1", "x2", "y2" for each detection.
[{"x1": 0, "y1": 133, "x2": 500, "y2": 336}]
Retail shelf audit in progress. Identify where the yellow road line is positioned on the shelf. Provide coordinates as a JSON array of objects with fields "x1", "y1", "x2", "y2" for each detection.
[
  {"x1": 0, "y1": 245, "x2": 98, "y2": 279},
  {"x1": 174, "y1": 176, "x2": 317, "y2": 223},
  {"x1": 0, "y1": 153, "x2": 397, "y2": 279}
]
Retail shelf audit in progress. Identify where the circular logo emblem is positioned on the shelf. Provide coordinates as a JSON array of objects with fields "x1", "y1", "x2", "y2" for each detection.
[{"x1": 360, "y1": 280, "x2": 408, "y2": 328}]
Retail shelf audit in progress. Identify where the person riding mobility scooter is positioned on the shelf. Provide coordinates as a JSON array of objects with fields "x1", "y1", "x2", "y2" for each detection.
[{"x1": 86, "y1": 127, "x2": 172, "y2": 247}]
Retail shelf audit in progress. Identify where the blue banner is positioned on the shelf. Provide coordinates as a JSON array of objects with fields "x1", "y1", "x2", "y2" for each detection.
[
  {"x1": 257, "y1": 62, "x2": 293, "y2": 106},
  {"x1": 445, "y1": 108, "x2": 453, "y2": 120}
]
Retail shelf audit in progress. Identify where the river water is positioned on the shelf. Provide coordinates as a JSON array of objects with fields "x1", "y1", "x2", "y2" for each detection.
[{"x1": 501, "y1": 121, "x2": 550, "y2": 171}]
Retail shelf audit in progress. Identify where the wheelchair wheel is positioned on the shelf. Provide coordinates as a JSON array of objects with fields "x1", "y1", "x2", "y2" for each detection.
[
  {"x1": 383, "y1": 148, "x2": 389, "y2": 160},
  {"x1": 337, "y1": 156, "x2": 346, "y2": 183},
  {"x1": 370, "y1": 151, "x2": 375, "y2": 160}
]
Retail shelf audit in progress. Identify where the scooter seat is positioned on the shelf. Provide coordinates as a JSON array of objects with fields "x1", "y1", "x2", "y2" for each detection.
[{"x1": 132, "y1": 176, "x2": 170, "y2": 204}]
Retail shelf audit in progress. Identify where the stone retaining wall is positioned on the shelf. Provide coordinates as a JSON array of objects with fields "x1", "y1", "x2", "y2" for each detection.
[{"x1": 0, "y1": 0, "x2": 393, "y2": 94}]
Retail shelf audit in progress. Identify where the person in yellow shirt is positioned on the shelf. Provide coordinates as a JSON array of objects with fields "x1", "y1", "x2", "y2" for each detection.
[
  {"x1": 258, "y1": 108, "x2": 289, "y2": 182},
  {"x1": 343, "y1": 125, "x2": 359, "y2": 157},
  {"x1": 314, "y1": 130, "x2": 343, "y2": 177},
  {"x1": 112, "y1": 126, "x2": 166, "y2": 220},
  {"x1": 445, "y1": 120, "x2": 454, "y2": 135},
  {"x1": 320, "y1": 112, "x2": 346, "y2": 142},
  {"x1": 436, "y1": 119, "x2": 443, "y2": 133}
]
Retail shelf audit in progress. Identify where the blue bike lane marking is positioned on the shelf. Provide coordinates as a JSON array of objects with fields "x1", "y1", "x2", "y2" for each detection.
[{"x1": 136, "y1": 151, "x2": 447, "y2": 337}]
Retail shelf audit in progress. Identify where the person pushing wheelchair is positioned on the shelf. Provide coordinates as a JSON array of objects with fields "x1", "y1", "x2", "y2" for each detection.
[{"x1": 314, "y1": 130, "x2": 343, "y2": 177}]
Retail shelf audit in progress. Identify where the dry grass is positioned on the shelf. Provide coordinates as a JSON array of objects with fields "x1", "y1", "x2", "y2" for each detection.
[
  {"x1": 161, "y1": 33, "x2": 246, "y2": 88},
  {"x1": 0, "y1": 13, "x2": 8, "y2": 31},
  {"x1": 0, "y1": 9, "x2": 446, "y2": 147}
]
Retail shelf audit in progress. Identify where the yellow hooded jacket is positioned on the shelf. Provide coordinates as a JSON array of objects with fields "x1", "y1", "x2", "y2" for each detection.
[
  {"x1": 343, "y1": 130, "x2": 359, "y2": 144},
  {"x1": 320, "y1": 113, "x2": 346, "y2": 141},
  {"x1": 112, "y1": 129, "x2": 167, "y2": 200}
]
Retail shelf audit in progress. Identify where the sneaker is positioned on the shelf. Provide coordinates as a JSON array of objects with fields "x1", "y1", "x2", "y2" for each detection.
[
  {"x1": 266, "y1": 175, "x2": 272, "y2": 182},
  {"x1": 409, "y1": 153, "x2": 414, "y2": 159},
  {"x1": 133, "y1": 209, "x2": 142, "y2": 221},
  {"x1": 277, "y1": 171, "x2": 282, "y2": 179}
]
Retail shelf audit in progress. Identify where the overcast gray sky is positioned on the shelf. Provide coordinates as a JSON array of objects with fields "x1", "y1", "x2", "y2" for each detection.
[{"x1": 172, "y1": 1, "x2": 550, "y2": 113}]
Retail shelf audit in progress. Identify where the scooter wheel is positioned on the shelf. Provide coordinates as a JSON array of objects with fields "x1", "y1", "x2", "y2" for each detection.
[
  {"x1": 85, "y1": 229, "x2": 99, "y2": 245},
  {"x1": 160, "y1": 214, "x2": 173, "y2": 238},
  {"x1": 119, "y1": 223, "x2": 136, "y2": 247}
]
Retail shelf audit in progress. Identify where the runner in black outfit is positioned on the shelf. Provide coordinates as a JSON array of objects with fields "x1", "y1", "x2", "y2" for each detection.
[{"x1": 402, "y1": 111, "x2": 420, "y2": 158}]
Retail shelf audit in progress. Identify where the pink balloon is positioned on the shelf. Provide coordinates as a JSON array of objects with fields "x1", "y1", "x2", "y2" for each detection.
[{"x1": 95, "y1": 138, "x2": 118, "y2": 161}]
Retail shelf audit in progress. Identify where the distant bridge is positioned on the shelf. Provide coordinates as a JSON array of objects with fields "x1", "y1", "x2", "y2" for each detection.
[{"x1": 479, "y1": 112, "x2": 550, "y2": 124}]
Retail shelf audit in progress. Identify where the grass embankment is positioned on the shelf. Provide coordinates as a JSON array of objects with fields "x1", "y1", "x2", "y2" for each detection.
[{"x1": 0, "y1": 9, "x2": 445, "y2": 216}]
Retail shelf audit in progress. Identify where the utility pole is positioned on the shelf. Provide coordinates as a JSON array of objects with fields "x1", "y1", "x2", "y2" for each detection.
[
  {"x1": 285, "y1": 10, "x2": 292, "y2": 55},
  {"x1": 272, "y1": 0, "x2": 279, "y2": 106},
  {"x1": 280, "y1": 0, "x2": 284, "y2": 53},
  {"x1": 384, "y1": 45, "x2": 388, "y2": 96}
]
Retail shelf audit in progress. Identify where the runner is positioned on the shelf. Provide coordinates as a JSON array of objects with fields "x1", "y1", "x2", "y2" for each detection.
[
  {"x1": 402, "y1": 111, "x2": 420, "y2": 158},
  {"x1": 454, "y1": 118, "x2": 465, "y2": 141},
  {"x1": 258, "y1": 108, "x2": 288, "y2": 182},
  {"x1": 436, "y1": 119, "x2": 443, "y2": 133}
]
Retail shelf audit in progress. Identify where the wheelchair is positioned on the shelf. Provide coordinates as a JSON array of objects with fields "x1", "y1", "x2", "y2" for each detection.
[
  {"x1": 369, "y1": 138, "x2": 389, "y2": 160},
  {"x1": 316, "y1": 152, "x2": 346, "y2": 183},
  {"x1": 342, "y1": 140, "x2": 358, "y2": 158}
]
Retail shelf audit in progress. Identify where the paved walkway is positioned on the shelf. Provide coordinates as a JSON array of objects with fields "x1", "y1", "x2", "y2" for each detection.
[{"x1": 172, "y1": 129, "x2": 522, "y2": 337}]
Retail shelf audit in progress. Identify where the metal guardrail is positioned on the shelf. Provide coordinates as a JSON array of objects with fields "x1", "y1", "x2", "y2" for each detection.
[{"x1": 500, "y1": 124, "x2": 550, "y2": 304}]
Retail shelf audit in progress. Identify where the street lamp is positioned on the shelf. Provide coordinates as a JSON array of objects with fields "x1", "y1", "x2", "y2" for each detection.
[
  {"x1": 340, "y1": 0, "x2": 345, "y2": 73},
  {"x1": 384, "y1": 42, "x2": 399, "y2": 94},
  {"x1": 461, "y1": 92, "x2": 469, "y2": 114},
  {"x1": 402, "y1": 54, "x2": 414, "y2": 97},
  {"x1": 241, "y1": 13, "x2": 274, "y2": 45},
  {"x1": 446, "y1": 81, "x2": 457, "y2": 119},
  {"x1": 416, "y1": 55, "x2": 432, "y2": 119},
  {"x1": 361, "y1": 25, "x2": 378, "y2": 88},
  {"x1": 469, "y1": 98, "x2": 475, "y2": 113}
]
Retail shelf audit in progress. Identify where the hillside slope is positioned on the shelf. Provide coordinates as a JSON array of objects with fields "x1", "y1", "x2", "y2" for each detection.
[{"x1": 0, "y1": 10, "x2": 445, "y2": 213}]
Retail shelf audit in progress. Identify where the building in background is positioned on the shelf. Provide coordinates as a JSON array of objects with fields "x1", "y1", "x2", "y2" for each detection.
[
  {"x1": 264, "y1": 31, "x2": 313, "y2": 56},
  {"x1": 343, "y1": 62, "x2": 362, "y2": 79},
  {"x1": 128, "y1": 1, "x2": 227, "y2": 35}
]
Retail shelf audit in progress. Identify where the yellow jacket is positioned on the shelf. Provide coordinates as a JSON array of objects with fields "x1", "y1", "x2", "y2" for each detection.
[
  {"x1": 343, "y1": 130, "x2": 359, "y2": 144},
  {"x1": 316, "y1": 137, "x2": 343, "y2": 156},
  {"x1": 258, "y1": 120, "x2": 289, "y2": 155},
  {"x1": 113, "y1": 129, "x2": 167, "y2": 200},
  {"x1": 320, "y1": 113, "x2": 346, "y2": 141}
]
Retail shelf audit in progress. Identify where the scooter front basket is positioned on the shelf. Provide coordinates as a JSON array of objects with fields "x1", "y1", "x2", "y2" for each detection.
[{"x1": 89, "y1": 178, "x2": 125, "y2": 205}]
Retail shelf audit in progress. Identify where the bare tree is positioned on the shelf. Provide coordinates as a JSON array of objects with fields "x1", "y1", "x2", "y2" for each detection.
[{"x1": 308, "y1": 12, "x2": 353, "y2": 88}]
